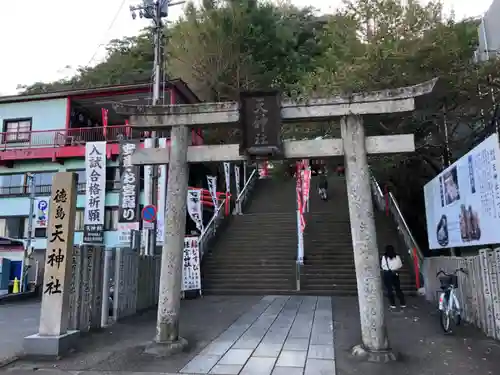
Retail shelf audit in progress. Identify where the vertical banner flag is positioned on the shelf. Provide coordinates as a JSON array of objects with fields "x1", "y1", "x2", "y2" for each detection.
[
  {"x1": 296, "y1": 161, "x2": 305, "y2": 232},
  {"x1": 187, "y1": 189, "x2": 204, "y2": 232},
  {"x1": 35, "y1": 197, "x2": 50, "y2": 228},
  {"x1": 182, "y1": 236, "x2": 201, "y2": 291},
  {"x1": 156, "y1": 138, "x2": 168, "y2": 244},
  {"x1": 84, "y1": 141, "x2": 106, "y2": 244},
  {"x1": 223, "y1": 162, "x2": 231, "y2": 194},
  {"x1": 142, "y1": 138, "x2": 154, "y2": 250},
  {"x1": 207, "y1": 176, "x2": 218, "y2": 210},
  {"x1": 235, "y1": 165, "x2": 241, "y2": 198},
  {"x1": 117, "y1": 140, "x2": 140, "y2": 246},
  {"x1": 302, "y1": 167, "x2": 311, "y2": 214},
  {"x1": 101, "y1": 108, "x2": 109, "y2": 137}
]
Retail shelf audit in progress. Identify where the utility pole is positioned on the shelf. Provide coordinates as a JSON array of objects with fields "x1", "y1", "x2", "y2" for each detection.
[
  {"x1": 22, "y1": 173, "x2": 36, "y2": 292},
  {"x1": 129, "y1": 0, "x2": 183, "y2": 256}
]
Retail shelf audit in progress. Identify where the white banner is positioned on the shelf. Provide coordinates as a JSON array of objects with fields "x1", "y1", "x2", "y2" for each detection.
[
  {"x1": 223, "y1": 162, "x2": 231, "y2": 194},
  {"x1": 35, "y1": 197, "x2": 50, "y2": 228},
  {"x1": 84, "y1": 141, "x2": 106, "y2": 244},
  {"x1": 235, "y1": 165, "x2": 241, "y2": 198},
  {"x1": 187, "y1": 189, "x2": 203, "y2": 232},
  {"x1": 207, "y1": 176, "x2": 218, "y2": 209},
  {"x1": 142, "y1": 138, "x2": 154, "y2": 250},
  {"x1": 182, "y1": 236, "x2": 201, "y2": 291},
  {"x1": 424, "y1": 133, "x2": 500, "y2": 249},
  {"x1": 156, "y1": 138, "x2": 168, "y2": 244}
]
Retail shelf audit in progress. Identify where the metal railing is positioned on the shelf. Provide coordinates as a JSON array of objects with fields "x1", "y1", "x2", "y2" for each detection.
[
  {"x1": 369, "y1": 174, "x2": 424, "y2": 285},
  {"x1": 198, "y1": 199, "x2": 227, "y2": 260},
  {"x1": 198, "y1": 167, "x2": 259, "y2": 259},
  {"x1": 0, "y1": 181, "x2": 121, "y2": 197},
  {"x1": 234, "y1": 168, "x2": 258, "y2": 215},
  {"x1": 0, "y1": 125, "x2": 135, "y2": 151}
]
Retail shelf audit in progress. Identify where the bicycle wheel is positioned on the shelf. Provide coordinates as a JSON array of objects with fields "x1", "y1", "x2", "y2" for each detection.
[{"x1": 440, "y1": 305, "x2": 453, "y2": 333}]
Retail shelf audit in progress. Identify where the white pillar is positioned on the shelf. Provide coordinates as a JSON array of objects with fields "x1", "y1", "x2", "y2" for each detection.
[
  {"x1": 341, "y1": 114, "x2": 390, "y2": 354},
  {"x1": 151, "y1": 124, "x2": 189, "y2": 352}
]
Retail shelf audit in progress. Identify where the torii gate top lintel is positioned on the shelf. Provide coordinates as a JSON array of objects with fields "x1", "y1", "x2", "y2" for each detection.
[{"x1": 113, "y1": 78, "x2": 440, "y2": 128}]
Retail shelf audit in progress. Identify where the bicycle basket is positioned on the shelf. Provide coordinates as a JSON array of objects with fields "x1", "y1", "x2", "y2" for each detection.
[{"x1": 439, "y1": 275, "x2": 458, "y2": 289}]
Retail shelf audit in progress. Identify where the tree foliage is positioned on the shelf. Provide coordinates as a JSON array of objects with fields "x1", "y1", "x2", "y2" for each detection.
[{"x1": 18, "y1": 0, "x2": 500, "y2": 250}]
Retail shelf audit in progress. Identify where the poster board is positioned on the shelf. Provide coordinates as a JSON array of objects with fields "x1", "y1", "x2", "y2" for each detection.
[{"x1": 424, "y1": 133, "x2": 500, "y2": 249}]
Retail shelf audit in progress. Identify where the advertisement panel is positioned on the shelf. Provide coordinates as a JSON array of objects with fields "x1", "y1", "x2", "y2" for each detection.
[{"x1": 424, "y1": 133, "x2": 500, "y2": 249}]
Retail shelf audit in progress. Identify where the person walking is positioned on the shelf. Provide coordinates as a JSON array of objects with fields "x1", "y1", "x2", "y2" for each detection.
[
  {"x1": 318, "y1": 171, "x2": 328, "y2": 200},
  {"x1": 381, "y1": 245, "x2": 406, "y2": 309}
]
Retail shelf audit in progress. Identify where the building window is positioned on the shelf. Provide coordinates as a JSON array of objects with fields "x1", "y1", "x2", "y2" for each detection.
[
  {"x1": 0, "y1": 174, "x2": 25, "y2": 195},
  {"x1": 0, "y1": 217, "x2": 26, "y2": 239},
  {"x1": 32, "y1": 172, "x2": 56, "y2": 194},
  {"x1": 34, "y1": 228, "x2": 46, "y2": 238},
  {"x1": 3, "y1": 118, "x2": 32, "y2": 143},
  {"x1": 75, "y1": 209, "x2": 85, "y2": 232},
  {"x1": 104, "y1": 208, "x2": 118, "y2": 231}
]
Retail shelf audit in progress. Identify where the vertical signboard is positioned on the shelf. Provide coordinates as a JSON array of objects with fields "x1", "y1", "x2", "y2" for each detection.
[
  {"x1": 117, "y1": 140, "x2": 141, "y2": 246},
  {"x1": 35, "y1": 197, "x2": 50, "y2": 228},
  {"x1": 84, "y1": 142, "x2": 106, "y2": 244},
  {"x1": 38, "y1": 172, "x2": 77, "y2": 335},
  {"x1": 207, "y1": 176, "x2": 218, "y2": 209},
  {"x1": 142, "y1": 138, "x2": 154, "y2": 250},
  {"x1": 182, "y1": 236, "x2": 201, "y2": 291},
  {"x1": 187, "y1": 189, "x2": 203, "y2": 232},
  {"x1": 240, "y1": 91, "x2": 283, "y2": 157},
  {"x1": 156, "y1": 138, "x2": 168, "y2": 244}
]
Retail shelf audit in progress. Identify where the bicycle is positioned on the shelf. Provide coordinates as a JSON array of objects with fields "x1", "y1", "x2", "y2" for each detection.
[{"x1": 436, "y1": 268, "x2": 468, "y2": 333}]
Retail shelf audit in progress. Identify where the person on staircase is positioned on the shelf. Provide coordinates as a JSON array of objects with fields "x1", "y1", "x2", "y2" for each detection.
[
  {"x1": 318, "y1": 170, "x2": 328, "y2": 200},
  {"x1": 381, "y1": 245, "x2": 406, "y2": 309}
]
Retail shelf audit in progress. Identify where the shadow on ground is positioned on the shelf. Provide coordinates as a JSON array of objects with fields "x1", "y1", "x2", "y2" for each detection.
[
  {"x1": 334, "y1": 296, "x2": 500, "y2": 375},
  {"x1": 3, "y1": 296, "x2": 261, "y2": 374}
]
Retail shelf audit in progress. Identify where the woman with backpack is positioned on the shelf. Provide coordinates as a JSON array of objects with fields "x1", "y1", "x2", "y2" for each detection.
[{"x1": 380, "y1": 245, "x2": 406, "y2": 309}]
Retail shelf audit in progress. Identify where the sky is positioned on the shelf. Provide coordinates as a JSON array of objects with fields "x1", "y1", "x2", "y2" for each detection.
[{"x1": 0, "y1": 0, "x2": 494, "y2": 95}]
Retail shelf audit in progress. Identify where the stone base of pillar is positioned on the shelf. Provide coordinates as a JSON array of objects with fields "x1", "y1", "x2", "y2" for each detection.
[
  {"x1": 351, "y1": 344, "x2": 399, "y2": 363},
  {"x1": 144, "y1": 337, "x2": 188, "y2": 357},
  {"x1": 23, "y1": 330, "x2": 80, "y2": 358}
]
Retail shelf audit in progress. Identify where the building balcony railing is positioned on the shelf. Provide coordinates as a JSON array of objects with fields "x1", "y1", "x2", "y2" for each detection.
[
  {"x1": 0, "y1": 125, "x2": 134, "y2": 151},
  {"x1": 0, "y1": 181, "x2": 121, "y2": 197}
]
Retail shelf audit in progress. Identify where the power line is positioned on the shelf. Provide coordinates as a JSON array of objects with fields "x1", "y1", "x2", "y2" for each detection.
[{"x1": 86, "y1": 0, "x2": 128, "y2": 67}]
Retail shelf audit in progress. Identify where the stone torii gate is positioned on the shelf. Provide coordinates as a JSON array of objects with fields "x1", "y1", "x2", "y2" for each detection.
[{"x1": 114, "y1": 78, "x2": 438, "y2": 359}]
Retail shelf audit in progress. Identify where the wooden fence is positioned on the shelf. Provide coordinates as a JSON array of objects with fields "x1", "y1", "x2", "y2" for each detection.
[{"x1": 422, "y1": 249, "x2": 500, "y2": 340}]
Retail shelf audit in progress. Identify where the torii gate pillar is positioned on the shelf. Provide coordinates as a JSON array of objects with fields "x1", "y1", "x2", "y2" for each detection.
[
  {"x1": 342, "y1": 114, "x2": 391, "y2": 358},
  {"x1": 117, "y1": 78, "x2": 440, "y2": 360}
]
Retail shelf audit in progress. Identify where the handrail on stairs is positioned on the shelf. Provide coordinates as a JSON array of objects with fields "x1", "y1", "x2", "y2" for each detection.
[
  {"x1": 369, "y1": 174, "x2": 424, "y2": 289},
  {"x1": 198, "y1": 167, "x2": 259, "y2": 259},
  {"x1": 234, "y1": 168, "x2": 258, "y2": 215},
  {"x1": 198, "y1": 199, "x2": 227, "y2": 260}
]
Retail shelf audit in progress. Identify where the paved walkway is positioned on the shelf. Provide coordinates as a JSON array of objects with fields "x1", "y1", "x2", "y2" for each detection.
[
  {"x1": 180, "y1": 296, "x2": 334, "y2": 375},
  {"x1": 0, "y1": 301, "x2": 40, "y2": 365},
  {"x1": 2, "y1": 295, "x2": 500, "y2": 375}
]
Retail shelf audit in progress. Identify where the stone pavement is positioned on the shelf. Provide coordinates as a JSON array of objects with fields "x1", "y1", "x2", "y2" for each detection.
[
  {"x1": 180, "y1": 296, "x2": 334, "y2": 375},
  {"x1": 0, "y1": 300, "x2": 40, "y2": 365},
  {"x1": 2, "y1": 295, "x2": 500, "y2": 375}
]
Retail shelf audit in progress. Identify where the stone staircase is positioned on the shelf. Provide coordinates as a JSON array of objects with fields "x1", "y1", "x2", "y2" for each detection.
[
  {"x1": 202, "y1": 174, "x2": 416, "y2": 295},
  {"x1": 301, "y1": 175, "x2": 415, "y2": 295},
  {"x1": 201, "y1": 178, "x2": 297, "y2": 294}
]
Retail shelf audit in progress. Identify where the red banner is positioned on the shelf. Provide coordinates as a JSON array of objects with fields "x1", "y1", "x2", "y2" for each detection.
[
  {"x1": 296, "y1": 162, "x2": 306, "y2": 232},
  {"x1": 101, "y1": 108, "x2": 109, "y2": 137},
  {"x1": 302, "y1": 168, "x2": 311, "y2": 211}
]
